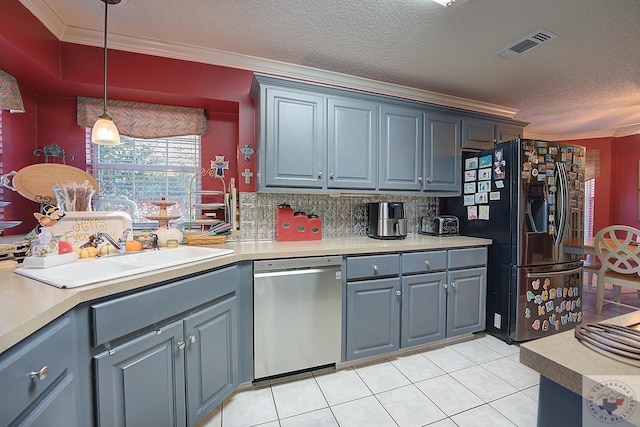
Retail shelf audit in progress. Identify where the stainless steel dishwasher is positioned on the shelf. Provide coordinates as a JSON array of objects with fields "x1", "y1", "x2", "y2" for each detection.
[{"x1": 253, "y1": 256, "x2": 342, "y2": 379}]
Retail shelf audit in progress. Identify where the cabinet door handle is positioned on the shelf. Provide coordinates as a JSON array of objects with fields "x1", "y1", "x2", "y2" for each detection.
[
  {"x1": 318, "y1": 172, "x2": 323, "y2": 179},
  {"x1": 396, "y1": 290, "x2": 401, "y2": 296},
  {"x1": 443, "y1": 283, "x2": 448, "y2": 289},
  {"x1": 188, "y1": 335, "x2": 197, "y2": 344},
  {"x1": 29, "y1": 366, "x2": 48, "y2": 381},
  {"x1": 426, "y1": 177, "x2": 432, "y2": 183},
  {"x1": 451, "y1": 282, "x2": 456, "y2": 288},
  {"x1": 177, "y1": 341, "x2": 186, "y2": 350},
  {"x1": 329, "y1": 173, "x2": 334, "y2": 179},
  {"x1": 418, "y1": 176, "x2": 423, "y2": 183}
]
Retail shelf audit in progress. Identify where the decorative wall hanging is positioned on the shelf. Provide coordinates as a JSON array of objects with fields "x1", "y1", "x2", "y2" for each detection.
[
  {"x1": 33, "y1": 144, "x2": 74, "y2": 164},
  {"x1": 239, "y1": 144, "x2": 255, "y2": 162},
  {"x1": 211, "y1": 156, "x2": 230, "y2": 178}
]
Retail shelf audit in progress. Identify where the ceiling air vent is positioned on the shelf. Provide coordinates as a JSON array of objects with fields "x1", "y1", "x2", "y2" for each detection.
[{"x1": 495, "y1": 29, "x2": 558, "y2": 59}]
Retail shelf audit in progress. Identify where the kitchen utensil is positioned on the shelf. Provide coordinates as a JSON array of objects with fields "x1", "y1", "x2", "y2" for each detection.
[{"x1": 1, "y1": 164, "x2": 98, "y2": 204}]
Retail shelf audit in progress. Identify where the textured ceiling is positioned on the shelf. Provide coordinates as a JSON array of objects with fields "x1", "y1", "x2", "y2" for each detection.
[{"x1": 20, "y1": 0, "x2": 640, "y2": 139}]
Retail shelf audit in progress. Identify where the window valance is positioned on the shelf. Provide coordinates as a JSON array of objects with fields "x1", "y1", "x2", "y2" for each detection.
[{"x1": 77, "y1": 97, "x2": 207, "y2": 139}]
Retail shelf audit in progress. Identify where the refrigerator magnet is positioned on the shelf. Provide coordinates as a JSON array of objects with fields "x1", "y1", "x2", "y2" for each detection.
[
  {"x1": 475, "y1": 192, "x2": 488, "y2": 204},
  {"x1": 479, "y1": 155, "x2": 492, "y2": 168},
  {"x1": 465, "y1": 157, "x2": 478, "y2": 170},
  {"x1": 522, "y1": 162, "x2": 532, "y2": 171},
  {"x1": 495, "y1": 180, "x2": 505, "y2": 188},
  {"x1": 478, "y1": 168, "x2": 491, "y2": 180},
  {"x1": 464, "y1": 182, "x2": 476, "y2": 194},
  {"x1": 531, "y1": 168, "x2": 539, "y2": 177},
  {"x1": 463, "y1": 195, "x2": 475, "y2": 206},
  {"x1": 467, "y1": 205, "x2": 478, "y2": 220},
  {"x1": 549, "y1": 146, "x2": 558, "y2": 155},
  {"x1": 493, "y1": 164, "x2": 505, "y2": 180},
  {"x1": 489, "y1": 191, "x2": 500, "y2": 201},
  {"x1": 478, "y1": 205, "x2": 489, "y2": 220},
  {"x1": 478, "y1": 181, "x2": 490, "y2": 193},
  {"x1": 464, "y1": 170, "x2": 477, "y2": 182},
  {"x1": 538, "y1": 147, "x2": 548, "y2": 155}
]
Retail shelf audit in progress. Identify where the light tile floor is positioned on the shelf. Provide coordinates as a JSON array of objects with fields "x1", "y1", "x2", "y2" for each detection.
[
  {"x1": 201, "y1": 333, "x2": 539, "y2": 427},
  {"x1": 199, "y1": 279, "x2": 638, "y2": 427}
]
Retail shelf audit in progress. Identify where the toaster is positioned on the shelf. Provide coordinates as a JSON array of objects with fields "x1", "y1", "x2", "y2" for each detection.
[{"x1": 420, "y1": 215, "x2": 459, "y2": 236}]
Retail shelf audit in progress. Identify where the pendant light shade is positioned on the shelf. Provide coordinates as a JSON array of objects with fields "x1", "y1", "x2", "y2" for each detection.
[{"x1": 92, "y1": 0, "x2": 121, "y2": 145}]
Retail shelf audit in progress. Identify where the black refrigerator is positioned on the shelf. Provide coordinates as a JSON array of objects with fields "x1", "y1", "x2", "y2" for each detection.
[{"x1": 444, "y1": 139, "x2": 586, "y2": 342}]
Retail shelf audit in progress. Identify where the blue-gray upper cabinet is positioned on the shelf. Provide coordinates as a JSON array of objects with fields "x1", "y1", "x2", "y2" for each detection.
[
  {"x1": 263, "y1": 87, "x2": 325, "y2": 188},
  {"x1": 462, "y1": 117, "x2": 495, "y2": 150},
  {"x1": 423, "y1": 112, "x2": 461, "y2": 193},
  {"x1": 327, "y1": 97, "x2": 378, "y2": 190},
  {"x1": 378, "y1": 105, "x2": 423, "y2": 191},
  {"x1": 495, "y1": 123, "x2": 522, "y2": 144},
  {"x1": 462, "y1": 118, "x2": 524, "y2": 150}
]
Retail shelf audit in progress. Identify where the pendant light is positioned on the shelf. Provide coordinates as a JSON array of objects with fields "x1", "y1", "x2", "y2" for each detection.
[{"x1": 91, "y1": 0, "x2": 121, "y2": 145}]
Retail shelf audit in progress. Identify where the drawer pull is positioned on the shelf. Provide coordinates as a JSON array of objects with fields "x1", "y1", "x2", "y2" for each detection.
[
  {"x1": 373, "y1": 265, "x2": 378, "y2": 272},
  {"x1": 188, "y1": 335, "x2": 197, "y2": 344},
  {"x1": 424, "y1": 260, "x2": 430, "y2": 267},
  {"x1": 29, "y1": 366, "x2": 48, "y2": 381},
  {"x1": 177, "y1": 341, "x2": 186, "y2": 350}
]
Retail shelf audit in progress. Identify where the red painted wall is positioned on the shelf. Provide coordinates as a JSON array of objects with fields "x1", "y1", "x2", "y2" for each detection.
[
  {"x1": 612, "y1": 134, "x2": 640, "y2": 227},
  {"x1": 0, "y1": 1, "x2": 258, "y2": 235},
  {"x1": 561, "y1": 135, "x2": 640, "y2": 233}
]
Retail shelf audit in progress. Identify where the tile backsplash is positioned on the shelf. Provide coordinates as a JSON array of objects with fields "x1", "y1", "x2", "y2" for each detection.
[{"x1": 235, "y1": 192, "x2": 438, "y2": 241}]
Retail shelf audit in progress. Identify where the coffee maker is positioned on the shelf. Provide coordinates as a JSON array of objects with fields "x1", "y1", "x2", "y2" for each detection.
[{"x1": 367, "y1": 202, "x2": 407, "y2": 240}]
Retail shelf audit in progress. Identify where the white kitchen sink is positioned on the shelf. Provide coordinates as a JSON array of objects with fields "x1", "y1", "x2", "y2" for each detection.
[{"x1": 15, "y1": 246, "x2": 234, "y2": 289}]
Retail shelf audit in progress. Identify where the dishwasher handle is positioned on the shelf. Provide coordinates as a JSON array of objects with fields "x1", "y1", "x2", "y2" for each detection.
[{"x1": 254, "y1": 266, "x2": 341, "y2": 279}]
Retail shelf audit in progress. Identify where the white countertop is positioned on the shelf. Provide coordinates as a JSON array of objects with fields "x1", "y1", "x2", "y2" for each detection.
[{"x1": 0, "y1": 234, "x2": 490, "y2": 354}]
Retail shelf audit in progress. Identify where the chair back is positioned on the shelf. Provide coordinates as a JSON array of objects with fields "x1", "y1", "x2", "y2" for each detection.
[{"x1": 593, "y1": 225, "x2": 640, "y2": 275}]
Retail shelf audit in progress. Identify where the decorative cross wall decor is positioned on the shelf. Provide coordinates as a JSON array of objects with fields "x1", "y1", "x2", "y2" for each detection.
[{"x1": 242, "y1": 168, "x2": 254, "y2": 185}]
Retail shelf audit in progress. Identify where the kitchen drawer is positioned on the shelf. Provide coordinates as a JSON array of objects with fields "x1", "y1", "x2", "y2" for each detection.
[
  {"x1": 448, "y1": 247, "x2": 487, "y2": 269},
  {"x1": 0, "y1": 314, "x2": 75, "y2": 427},
  {"x1": 346, "y1": 254, "x2": 400, "y2": 280},
  {"x1": 402, "y1": 251, "x2": 447, "y2": 274},
  {"x1": 91, "y1": 265, "x2": 237, "y2": 346}
]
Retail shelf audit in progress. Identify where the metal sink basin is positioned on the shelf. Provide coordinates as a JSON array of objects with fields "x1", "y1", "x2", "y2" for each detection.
[{"x1": 15, "y1": 246, "x2": 234, "y2": 288}]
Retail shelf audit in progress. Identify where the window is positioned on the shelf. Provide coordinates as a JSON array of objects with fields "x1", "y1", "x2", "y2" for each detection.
[
  {"x1": 584, "y1": 178, "x2": 595, "y2": 238},
  {"x1": 88, "y1": 132, "x2": 200, "y2": 226}
]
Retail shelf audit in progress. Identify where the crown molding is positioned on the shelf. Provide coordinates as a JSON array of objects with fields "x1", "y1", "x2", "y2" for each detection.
[{"x1": 525, "y1": 122, "x2": 640, "y2": 142}]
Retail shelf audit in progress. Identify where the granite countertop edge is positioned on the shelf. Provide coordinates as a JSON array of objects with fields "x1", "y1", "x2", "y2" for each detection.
[{"x1": 0, "y1": 234, "x2": 491, "y2": 354}]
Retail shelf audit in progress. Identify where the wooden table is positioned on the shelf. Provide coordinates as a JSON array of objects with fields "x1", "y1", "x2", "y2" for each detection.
[{"x1": 564, "y1": 236, "x2": 595, "y2": 256}]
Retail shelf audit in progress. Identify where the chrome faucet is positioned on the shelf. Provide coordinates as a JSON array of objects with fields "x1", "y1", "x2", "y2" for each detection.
[{"x1": 95, "y1": 229, "x2": 129, "y2": 254}]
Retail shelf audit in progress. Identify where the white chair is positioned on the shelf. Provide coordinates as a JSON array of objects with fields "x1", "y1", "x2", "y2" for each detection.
[{"x1": 593, "y1": 225, "x2": 640, "y2": 314}]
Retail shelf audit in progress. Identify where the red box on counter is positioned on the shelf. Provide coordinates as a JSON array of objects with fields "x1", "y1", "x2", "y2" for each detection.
[
  {"x1": 308, "y1": 214, "x2": 322, "y2": 240},
  {"x1": 275, "y1": 204, "x2": 294, "y2": 242},
  {"x1": 293, "y1": 212, "x2": 309, "y2": 241}
]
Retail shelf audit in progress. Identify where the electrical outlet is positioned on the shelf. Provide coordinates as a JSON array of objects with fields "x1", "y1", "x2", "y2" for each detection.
[{"x1": 493, "y1": 313, "x2": 501, "y2": 329}]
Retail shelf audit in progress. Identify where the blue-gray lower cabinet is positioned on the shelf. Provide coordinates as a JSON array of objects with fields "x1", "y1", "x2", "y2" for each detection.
[
  {"x1": 184, "y1": 295, "x2": 238, "y2": 424},
  {"x1": 345, "y1": 278, "x2": 401, "y2": 360},
  {"x1": 91, "y1": 266, "x2": 242, "y2": 427},
  {"x1": 0, "y1": 313, "x2": 83, "y2": 427},
  {"x1": 94, "y1": 321, "x2": 187, "y2": 427},
  {"x1": 93, "y1": 294, "x2": 238, "y2": 427},
  {"x1": 446, "y1": 267, "x2": 486, "y2": 337},
  {"x1": 400, "y1": 272, "x2": 447, "y2": 347}
]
